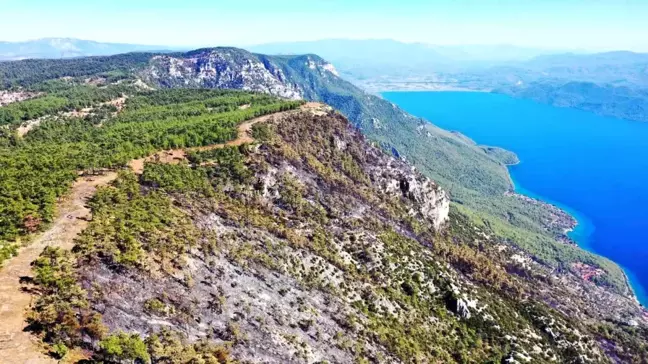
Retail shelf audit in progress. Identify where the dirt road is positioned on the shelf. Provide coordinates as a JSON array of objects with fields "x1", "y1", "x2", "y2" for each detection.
[
  {"x1": 129, "y1": 102, "x2": 326, "y2": 174},
  {"x1": 0, "y1": 103, "x2": 326, "y2": 363},
  {"x1": 0, "y1": 173, "x2": 117, "y2": 363}
]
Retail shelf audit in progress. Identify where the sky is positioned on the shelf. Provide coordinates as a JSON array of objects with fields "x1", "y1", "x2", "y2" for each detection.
[{"x1": 1, "y1": 0, "x2": 647, "y2": 51}]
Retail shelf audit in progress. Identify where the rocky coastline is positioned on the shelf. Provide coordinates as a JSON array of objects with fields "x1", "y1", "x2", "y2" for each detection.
[{"x1": 504, "y1": 190, "x2": 578, "y2": 244}]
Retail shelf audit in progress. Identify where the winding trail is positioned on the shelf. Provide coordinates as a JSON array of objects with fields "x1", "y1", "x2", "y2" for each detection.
[
  {"x1": 128, "y1": 102, "x2": 326, "y2": 174},
  {"x1": 0, "y1": 173, "x2": 117, "y2": 364},
  {"x1": 129, "y1": 107, "x2": 281, "y2": 174},
  {"x1": 0, "y1": 103, "x2": 325, "y2": 363}
]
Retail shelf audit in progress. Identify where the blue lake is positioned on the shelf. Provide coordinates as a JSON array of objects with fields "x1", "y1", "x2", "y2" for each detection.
[{"x1": 383, "y1": 91, "x2": 648, "y2": 306}]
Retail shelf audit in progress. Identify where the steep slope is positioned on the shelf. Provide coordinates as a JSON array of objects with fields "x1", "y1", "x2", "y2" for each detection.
[
  {"x1": 0, "y1": 48, "x2": 518, "y2": 200},
  {"x1": 141, "y1": 49, "x2": 514, "y2": 198},
  {"x1": 0, "y1": 86, "x2": 301, "y2": 264},
  {"x1": 24, "y1": 103, "x2": 648, "y2": 363},
  {"x1": 139, "y1": 48, "x2": 636, "y2": 295},
  {"x1": 0, "y1": 88, "x2": 303, "y2": 361},
  {"x1": 0, "y1": 67, "x2": 645, "y2": 362},
  {"x1": 0, "y1": 48, "x2": 638, "y2": 295}
]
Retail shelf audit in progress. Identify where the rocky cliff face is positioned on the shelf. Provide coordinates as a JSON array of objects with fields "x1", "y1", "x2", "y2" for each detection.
[
  {"x1": 366, "y1": 150, "x2": 450, "y2": 231},
  {"x1": 142, "y1": 48, "x2": 341, "y2": 101},
  {"x1": 136, "y1": 48, "x2": 521, "y2": 233}
]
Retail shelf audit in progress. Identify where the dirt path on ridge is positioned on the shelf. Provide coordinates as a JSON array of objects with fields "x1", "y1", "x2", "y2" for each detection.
[
  {"x1": 129, "y1": 102, "x2": 326, "y2": 173},
  {"x1": 0, "y1": 173, "x2": 117, "y2": 364},
  {"x1": 0, "y1": 102, "x2": 326, "y2": 363}
]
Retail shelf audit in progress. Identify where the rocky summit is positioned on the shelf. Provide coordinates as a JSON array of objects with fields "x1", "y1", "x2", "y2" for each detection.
[{"x1": 142, "y1": 48, "x2": 341, "y2": 101}]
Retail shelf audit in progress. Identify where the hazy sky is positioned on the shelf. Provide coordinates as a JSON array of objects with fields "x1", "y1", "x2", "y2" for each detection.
[{"x1": 1, "y1": 0, "x2": 647, "y2": 51}]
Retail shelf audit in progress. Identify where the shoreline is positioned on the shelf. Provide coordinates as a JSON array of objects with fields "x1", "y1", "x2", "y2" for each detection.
[
  {"x1": 509, "y1": 171, "x2": 647, "y2": 306},
  {"x1": 622, "y1": 266, "x2": 648, "y2": 308},
  {"x1": 503, "y1": 189, "x2": 579, "y2": 246},
  {"x1": 366, "y1": 84, "x2": 491, "y2": 94},
  {"x1": 377, "y1": 87, "x2": 490, "y2": 93},
  {"x1": 381, "y1": 89, "x2": 648, "y2": 307}
]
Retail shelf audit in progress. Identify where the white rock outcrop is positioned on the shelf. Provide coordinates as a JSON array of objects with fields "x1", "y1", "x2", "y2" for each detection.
[
  {"x1": 369, "y1": 158, "x2": 450, "y2": 231},
  {"x1": 144, "y1": 51, "x2": 302, "y2": 100}
]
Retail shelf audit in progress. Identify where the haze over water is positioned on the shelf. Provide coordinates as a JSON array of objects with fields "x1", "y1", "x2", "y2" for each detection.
[{"x1": 383, "y1": 91, "x2": 648, "y2": 305}]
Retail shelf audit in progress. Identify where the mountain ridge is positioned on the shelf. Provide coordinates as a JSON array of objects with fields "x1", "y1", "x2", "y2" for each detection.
[
  {"x1": 0, "y1": 48, "x2": 636, "y2": 290},
  {"x1": 0, "y1": 48, "x2": 646, "y2": 362},
  {"x1": 9, "y1": 95, "x2": 641, "y2": 362}
]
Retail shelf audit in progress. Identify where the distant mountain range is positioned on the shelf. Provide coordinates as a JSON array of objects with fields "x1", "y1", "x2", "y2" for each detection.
[
  {"x1": 248, "y1": 39, "x2": 567, "y2": 79},
  {"x1": 250, "y1": 39, "x2": 648, "y2": 123},
  {"x1": 0, "y1": 38, "x2": 175, "y2": 60},
  {"x1": 2, "y1": 38, "x2": 647, "y2": 122},
  {"x1": 469, "y1": 52, "x2": 648, "y2": 122},
  {"x1": 249, "y1": 39, "x2": 564, "y2": 64}
]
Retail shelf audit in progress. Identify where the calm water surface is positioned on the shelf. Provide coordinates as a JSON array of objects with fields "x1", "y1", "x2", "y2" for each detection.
[{"x1": 383, "y1": 91, "x2": 648, "y2": 305}]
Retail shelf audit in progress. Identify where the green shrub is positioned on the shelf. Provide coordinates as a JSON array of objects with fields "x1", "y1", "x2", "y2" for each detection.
[
  {"x1": 99, "y1": 332, "x2": 150, "y2": 364},
  {"x1": 144, "y1": 298, "x2": 172, "y2": 316},
  {"x1": 28, "y1": 247, "x2": 106, "y2": 348},
  {"x1": 251, "y1": 122, "x2": 275, "y2": 141},
  {"x1": 50, "y1": 342, "x2": 69, "y2": 359},
  {"x1": 0, "y1": 243, "x2": 18, "y2": 266}
]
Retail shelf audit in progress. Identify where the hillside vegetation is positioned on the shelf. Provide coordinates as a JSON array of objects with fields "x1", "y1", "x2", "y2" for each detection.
[
  {"x1": 0, "y1": 50, "x2": 646, "y2": 362},
  {"x1": 137, "y1": 48, "x2": 593, "y2": 244},
  {"x1": 0, "y1": 81, "x2": 300, "y2": 263},
  {"x1": 0, "y1": 48, "x2": 636, "y2": 293},
  {"x1": 25, "y1": 107, "x2": 648, "y2": 362},
  {"x1": 0, "y1": 48, "x2": 636, "y2": 292},
  {"x1": 496, "y1": 81, "x2": 648, "y2": 122}
]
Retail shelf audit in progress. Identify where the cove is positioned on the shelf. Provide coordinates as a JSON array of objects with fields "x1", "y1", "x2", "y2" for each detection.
[{"x1": 382, "y1": 91, "x2": 648, "y2": 306}]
